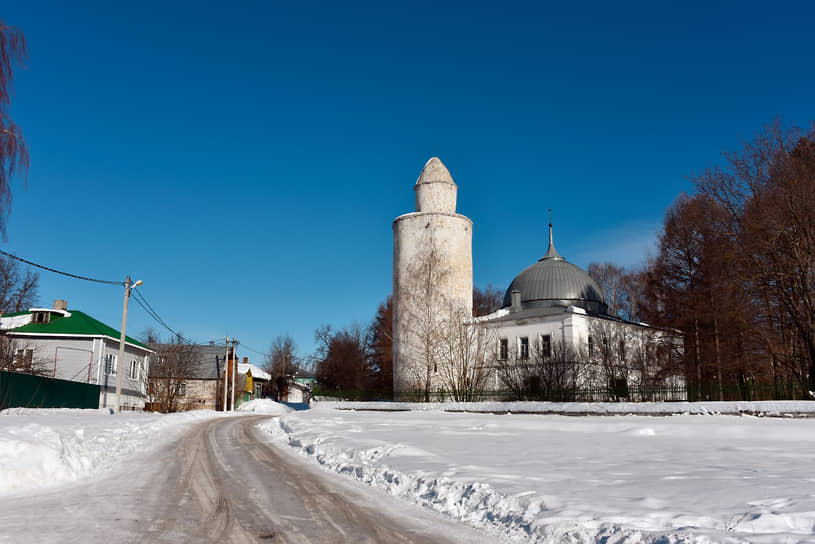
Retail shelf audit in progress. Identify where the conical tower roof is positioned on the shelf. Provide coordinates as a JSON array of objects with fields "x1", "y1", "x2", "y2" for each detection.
[{"x1": 416, "y1": 157, "x2": 456, "y2": 186}]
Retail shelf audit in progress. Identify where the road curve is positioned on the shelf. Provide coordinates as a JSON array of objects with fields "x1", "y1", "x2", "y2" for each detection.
[{"x1": 0, "y1": 415, "x2": 493, "y2": 544}]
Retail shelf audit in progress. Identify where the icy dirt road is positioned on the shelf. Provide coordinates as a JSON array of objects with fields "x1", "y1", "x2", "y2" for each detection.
[{"x1": 0, "y1": 415, "x2": 492, "y2": 544}]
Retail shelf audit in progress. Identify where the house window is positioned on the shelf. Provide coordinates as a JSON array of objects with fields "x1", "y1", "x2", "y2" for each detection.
[
  {"x1": 32, "y1": 311, "x2": 50, "y2": 324},
  {"x1": 178, "y1": 383, "x2": 186, "y2": 397},
  {"x1": 16, "y1": 348, "x2": 33, "y2": 362},
  {"x1": 129, "y1": 360, "x2": 139, "y2": 380},
  {"x1": 105, "y1": 354, "x2": 117, "y2": 375},
  {"x1": 519, "y1": 337, "x2": 529, "y2": 359},
  {"x1": 499, "y1": 338, "x2": 508, "y2": 360},
  {"x1": 588, "y1": 336, "x2": 595, "y2": 356},
  {"x1": 540, "y1": 334, "x2": 551, "y2": 358},
  {"x1": 619, "y1": 340, "x2": 626, "y2": 361}
]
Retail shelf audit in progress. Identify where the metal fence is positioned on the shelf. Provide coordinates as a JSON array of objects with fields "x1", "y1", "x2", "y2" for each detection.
[
  {"x1": 316, "y1": 382, "x2": 812, "y2": 403},
  {"x1": 0, "y1": 370, "x2": 101, "y2": 410}
]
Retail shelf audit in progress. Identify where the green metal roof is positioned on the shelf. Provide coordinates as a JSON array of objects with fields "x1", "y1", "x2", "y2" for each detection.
[{"x1": 9, "y1": 310, "x2": 150, "y2": 350}]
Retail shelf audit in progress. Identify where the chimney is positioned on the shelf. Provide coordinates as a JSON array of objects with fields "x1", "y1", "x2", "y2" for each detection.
[
  {"x1": 510, "y1": 290, "x2": 521, "y2": 313},
  {"x1": 243, "y1": 357, "x2": 248, "y2": 364},
  {"x1": 53, "y1": 299, "x2": 67, "y2": 311}
]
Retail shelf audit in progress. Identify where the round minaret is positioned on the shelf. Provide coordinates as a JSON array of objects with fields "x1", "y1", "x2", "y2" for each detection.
[{"x1": 392, "y1": 157, "x2": 473, "y2": 397}]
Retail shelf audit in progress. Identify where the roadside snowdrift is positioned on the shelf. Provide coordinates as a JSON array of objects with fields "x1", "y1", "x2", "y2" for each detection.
[
  {"x1": 260, "y1": 402, "x2": 815, "y2": 543},
  {"x1": 0, "y1": 409, "x2": 223, "y2": 496},
  {"x1": 236, "y1": 399, "x2": 293, "y2": 415}
]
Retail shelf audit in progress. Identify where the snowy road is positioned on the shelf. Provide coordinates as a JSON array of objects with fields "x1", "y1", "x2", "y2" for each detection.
[{"x1": 0, "y1": 415, "x2": 491, "y2": 543}]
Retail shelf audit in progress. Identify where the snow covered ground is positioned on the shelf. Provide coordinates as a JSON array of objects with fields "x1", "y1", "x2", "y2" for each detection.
[
  {"x1": 0, "y1": 407, "x2": 229, "y2": 496},
  {"x1": 2, "y1": 401, "x2": 815, "y2": 542},
  {"x1": 0, "y1": 399, "x2": 293, "y2": 498},
  {"x1": 259, "y1": 401, "x2": 815, "y2": 543}
]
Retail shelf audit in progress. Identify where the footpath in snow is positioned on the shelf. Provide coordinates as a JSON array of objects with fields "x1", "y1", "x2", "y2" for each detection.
[
  {"x1": 259, "y1": 400, "x2": 815, "y2": 544},
  {"x1": 0, "y1": 399, "x2": 290, "y2": 497}
]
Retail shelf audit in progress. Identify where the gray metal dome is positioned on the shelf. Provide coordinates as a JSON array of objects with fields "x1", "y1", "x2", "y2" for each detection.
[{"x1": 501, "y1": 225, "x2": 608, "y2": 315}]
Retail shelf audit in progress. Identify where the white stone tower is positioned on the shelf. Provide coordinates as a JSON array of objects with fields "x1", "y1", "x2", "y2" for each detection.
[{"x1": 392, "y1": 157, "x2": 473, "y2": 396}]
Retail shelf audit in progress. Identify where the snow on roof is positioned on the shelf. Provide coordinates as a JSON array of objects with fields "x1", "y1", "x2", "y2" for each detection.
[
  {"x1": 28, "y1": 308, "x2": 71, "y2": 317},
  {"x1": 238, "y1": 362, "x2": 271, "y2": 381}
]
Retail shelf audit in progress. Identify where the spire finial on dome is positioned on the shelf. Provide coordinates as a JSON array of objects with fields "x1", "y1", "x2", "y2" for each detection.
[{"x1": 540, "y1": 210, "x2": 564, "y2": 261}]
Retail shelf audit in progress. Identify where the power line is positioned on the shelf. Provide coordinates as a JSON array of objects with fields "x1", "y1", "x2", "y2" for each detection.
[
  {"x1": 239, "y1": 343, "x2": 268, "y2": 357},
  {"x1": 0, "y1": 249, "x2": 241, "y2": 350},
  {"x1": 131, "y1": 288, "x2": 184, "y2": 340},
  {"x1": 0, "y1": 249, "x2": 124, "y2": 285}
]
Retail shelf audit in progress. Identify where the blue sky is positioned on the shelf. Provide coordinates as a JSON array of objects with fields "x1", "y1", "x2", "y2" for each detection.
[{"x1": 2, "y1": 1, "x2": 814, "y2": 359}]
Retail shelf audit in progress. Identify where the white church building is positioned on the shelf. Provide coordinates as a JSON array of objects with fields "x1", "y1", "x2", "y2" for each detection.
[{"x1": 393, "y1": 158, "x2": 684, "y2": 401}]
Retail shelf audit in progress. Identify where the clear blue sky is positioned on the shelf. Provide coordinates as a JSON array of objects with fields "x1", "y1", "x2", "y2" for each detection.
[{"x1": 2, "y1": 1, "x2": 814, "y2": 360}]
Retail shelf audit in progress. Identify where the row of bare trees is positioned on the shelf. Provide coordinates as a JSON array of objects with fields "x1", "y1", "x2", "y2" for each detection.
[
  {"x1": 591, "y1": 121, "x2": 815, "y2": 400},
  {"x1": 303, "y1": 282, "x2": 500, "y2": 401}
]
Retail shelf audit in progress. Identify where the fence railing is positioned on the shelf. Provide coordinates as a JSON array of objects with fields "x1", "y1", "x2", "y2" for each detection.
[{"x1": 314, "y1": 382, "x2": 812, "y2": 403}]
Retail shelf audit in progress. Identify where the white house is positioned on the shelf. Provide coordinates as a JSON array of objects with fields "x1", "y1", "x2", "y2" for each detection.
[{"x1": 0, "y1": 300, "x2": 154, "y2": 410}]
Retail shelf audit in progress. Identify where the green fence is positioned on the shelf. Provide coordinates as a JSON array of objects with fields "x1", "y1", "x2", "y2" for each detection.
[{"x1": 0, "y1": 370, "x2": 101, "y2": 410}]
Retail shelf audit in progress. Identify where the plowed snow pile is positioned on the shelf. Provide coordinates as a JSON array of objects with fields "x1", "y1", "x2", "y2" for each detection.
[
  {"x1": 259, "y1": 402, "x2": 815, "y2": 543},
  {"x1": 236, "y1": 399, "x2": 293, "y2": 415},
  {"x1": 0, "y1": 408, "x2": 224, "y2": 496}
]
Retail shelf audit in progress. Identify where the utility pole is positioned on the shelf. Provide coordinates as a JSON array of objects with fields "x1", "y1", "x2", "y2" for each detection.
[
  {"x1": 230, "y1": 338, "x2": 238, "y2": 411},
  {"x1": 223, "y1": 336, "x2": 230, "y2": 411},
  {"x1": 115, "y1": 276, "x2": 142, "y2": 413}
]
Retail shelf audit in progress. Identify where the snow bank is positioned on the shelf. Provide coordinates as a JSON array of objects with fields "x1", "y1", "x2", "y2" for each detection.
[
  {"x1": 260, "y1": 403, "x2": 815, "y2": 543},
  {"x1": 236, "y1": 399, "x2": 293, "y2": 415},
  {"x1": 0, "y1": 409, "x2": 224, "y2": 497}
]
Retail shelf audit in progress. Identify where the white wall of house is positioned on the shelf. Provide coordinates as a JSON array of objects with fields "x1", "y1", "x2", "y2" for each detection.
[
  {"x1": 485, "y1": 311, "x2": 591, "y2": 361},
  {"x1": 7, "y1": 333, "x2": 152, "y2": 410},
  {"x1": 482, "y1": 309, "x2": 684, "y2": 396}
]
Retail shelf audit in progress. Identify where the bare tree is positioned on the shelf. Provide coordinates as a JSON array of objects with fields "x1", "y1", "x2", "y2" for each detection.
[
  {"x1": 139, "y1": 326, "x2": 161, "y2": 346},
  {"x1": 472, "y1": 285, "x2": 503, "y2": 317},
  {"x1": 435, "y1": 306, "x2": 496, "y2": 401},
  {"x1": 147, "y1": 339, "x2": 197, "y2": 413},
  {"x1": 495, "y1": 336, "x2": 588, "y2": 401},
  {"x1": 397, "y1": 243, "x2": 451, "y2": 401},
  {"x1": 264, "y1": 334, "x2": 298, "y2": 401},
  {"x1": 312, "y1": 324, "x2": 370, "y2": 398},
  {"x1": 0, "y1": 254, "x2": 37, "y2": 313},
  {"x1": 588, "y1": 263, "x2": 626, "y2": 317},
  {"x1": 0, "y1": 336, "x2": 49, "y2": 375},
  {"x1": 588, "y1": 319, "x2": 632, "y2": 400},
  {"x1": 0, "y1": 20, "x2": 29, "y2": 236}
]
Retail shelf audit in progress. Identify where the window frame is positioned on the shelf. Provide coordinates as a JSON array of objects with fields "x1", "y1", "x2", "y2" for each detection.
[
  {"x1": 539, "y1": 334, "x2": 552, "y2": 358},
  {"x1": 519, "y1": 336, "x2": 529, "y2": 360},
  {"x1": 104, "y1": 354, "x2": 117, "y2": 375},
  {"x1": 498, "y1": 338, "x2": 508, "y2": 360}
]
